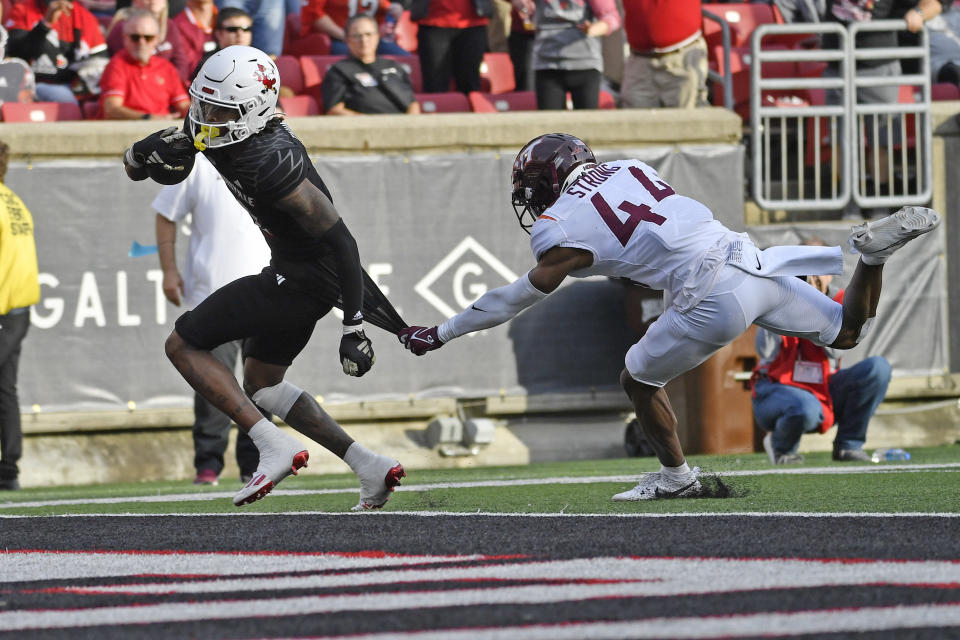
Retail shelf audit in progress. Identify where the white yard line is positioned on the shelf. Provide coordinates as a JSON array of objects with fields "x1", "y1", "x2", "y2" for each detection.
[{"x1": 0, "y1": 462, "x2": 958, "y2": 511}]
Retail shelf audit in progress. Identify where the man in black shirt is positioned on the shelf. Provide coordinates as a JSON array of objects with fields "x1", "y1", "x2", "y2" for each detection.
[
  {"x1": 122, "y1": 45, "x2": 406, "y2": 510},
  {"x1": 322, "y1": 15, "x2": 421, "y2": 115}
]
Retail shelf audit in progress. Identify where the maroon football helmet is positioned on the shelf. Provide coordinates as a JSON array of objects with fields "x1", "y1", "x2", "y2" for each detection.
[{"x1": 511, "y1": 133, "x2": 596, "y2": 232}]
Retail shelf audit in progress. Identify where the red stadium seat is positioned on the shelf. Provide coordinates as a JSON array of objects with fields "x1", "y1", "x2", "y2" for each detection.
[
  {"x1": 279, "y1": 95, "x2": 320, "y2": 116},
  {"x1": 82, "y1": 100, "x2": 100, "y2": 119},
  {"x1": 479, "y1": 52, "x2": 515, "y2": 94},
  {"x1": 468, "y1": 90, "x2": 536, "y2": 112},
  {"x1": 283, "y1": 12, "x2": 331, "y2": 56},
  {"x1": 932, "y1": 82, "x2": 960, "y2": 101},
  {"x1": 598, "y1": 89, "x2": 616, "y2": 109},
  {"x1": 415, "y1": 91, "x2": 470, "y2": 113},
  {"x1": 394, "y1": 10, "x2": 418, "y2": 53},
  {"x1": 702, "y1": 2, "x2": 778, "y2": 49},
  {"x1": 299, "y1": 54, "x2": 345, "y2": 101},
  {"x1": 1, "y1": 101, "x2": 83, "y2": 122},
  {"x1": 275, "y1": 55, "x2": 304, "y2": 95},
  {"x1": 383, "y1": 55, "x2": 422, "y2": 93}
]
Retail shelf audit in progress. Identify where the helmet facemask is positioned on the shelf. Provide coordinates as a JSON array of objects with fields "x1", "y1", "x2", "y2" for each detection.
[{"x1": 510, "y1": 133, "x2": 596, "y2": 234}]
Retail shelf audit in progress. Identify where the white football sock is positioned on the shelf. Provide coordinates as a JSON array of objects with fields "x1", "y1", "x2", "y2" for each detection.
[{"x1": 660, "y1": 462, "x2": 691, "y2": 483}]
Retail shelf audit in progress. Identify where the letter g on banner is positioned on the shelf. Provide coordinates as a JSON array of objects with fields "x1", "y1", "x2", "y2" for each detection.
[{"x1": 414, "y1": 237, "x2": 518, "y2": 318}]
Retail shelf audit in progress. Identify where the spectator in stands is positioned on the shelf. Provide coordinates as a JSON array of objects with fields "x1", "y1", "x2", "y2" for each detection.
[
  {"x1": 0, "y1": 140, "x2": 40, "y2": 492},
  {"x1": 412, "y1": 0, "x2": 490, "y2": 93},
  {"x1": 826, "y1": 0, "x2": 947, "y2": 219},
  {"x1": 215, "y1": 0, "x2": 284, "y2": 57},
  {"x1": 192, "y1": 7, "x2": 253, "y2": 77},
  {"x1": 619, "y1": 0, "x2": 707, "y2": 109},
  {"x1": 0, "y1": 25, "x2": 37, "y2": 105},
  {"x1": 322, "y1": 14, "x2": 421, "y2": 114},
  {"x1": 927, "y1": 6, "x2": 960, "y2": 84},
  {"x1": 752, "y1": 248, "x2": 890, "y2": 464},
  {"x1": 302, "y1": 0, "x2": 407, "y2": 56},
  {"x1": 170, "y1": 0, "x2": 217, "y2": 76},
  {"x1": 512, "y1": 0, "x2": 619, "y2": 109},
  {"x1": 507, "y1": 4, "x2": 535, "y2": 90},
  {"x1": 773, "y1": 0, "x2": 826, "y2": 23},
  {"x1": 100, "y1": 9, "x2": 190, "y2": 119},
  {"x1": 153, "y1": 153, "x2": 271, "y2": 486},
  {"x1": 3, "y1": 0, "x2": 109, "y2": 104},
  {"x1": 107, "y1": 0, "x2": 192, "y2": 84}
]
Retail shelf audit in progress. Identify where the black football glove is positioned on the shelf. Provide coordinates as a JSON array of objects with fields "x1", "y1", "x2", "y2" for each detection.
[
  {"x1": 340, "y1": 329, "x2": 375, "y2": 377},
  {"x1": 125, "y1": 126, "x2": 197, "y2": 173}
]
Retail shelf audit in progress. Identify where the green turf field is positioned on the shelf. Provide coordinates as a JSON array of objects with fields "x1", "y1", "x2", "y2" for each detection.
[{"x1": 2, "y1": 445, "x2": 958, "y2": 516}]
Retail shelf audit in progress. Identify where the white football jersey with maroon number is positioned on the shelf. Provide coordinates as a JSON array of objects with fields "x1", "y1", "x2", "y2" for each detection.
[{"x1": 529, "y1": 159, "x2": 740, "y2": 310}]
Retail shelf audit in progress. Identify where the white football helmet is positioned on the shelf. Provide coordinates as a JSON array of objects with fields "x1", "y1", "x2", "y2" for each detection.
[{"x1": 189, "y1": 45, "x2": 280, "y2": 150}]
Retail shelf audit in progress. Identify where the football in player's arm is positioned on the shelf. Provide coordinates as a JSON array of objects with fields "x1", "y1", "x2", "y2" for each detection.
[{"x1": 121, "y1": 45, "x2": 403, "y2": 511}]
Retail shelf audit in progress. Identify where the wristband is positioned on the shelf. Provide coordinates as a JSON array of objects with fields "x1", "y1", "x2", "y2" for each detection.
[{"x1": 342, "y1": 322, "x2": 364, "y2": 335}]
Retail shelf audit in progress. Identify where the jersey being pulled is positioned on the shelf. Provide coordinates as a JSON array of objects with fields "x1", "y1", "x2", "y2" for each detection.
[
  {"x1": 529, "y1": 159, "x2": 740, "y2": 311},
  {"x1": 201, "y1": 120, "x2": 333, "y2": 263}
]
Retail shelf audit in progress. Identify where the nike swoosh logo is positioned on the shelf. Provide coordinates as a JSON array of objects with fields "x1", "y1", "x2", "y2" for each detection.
[
  {"x1": 410, "y1": 330, "x2": 434, "y2": 344},
  {"x1": 755, "y1": 256, "x2": 762, "y2": 270},
  {"x1": 471, "y1": 305, "x2": 486, "y2": 312},
  {"x1": 653, "y1": 478, "x2": 699, "y2": 499}
]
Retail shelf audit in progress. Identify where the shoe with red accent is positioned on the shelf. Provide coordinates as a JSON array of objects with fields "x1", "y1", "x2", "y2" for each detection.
[
  {"x1": 233, "y1": 431, "x2": 309, "y2": 507},
  {"x1": 193, "y1": 469, "x2": 219, "y2": 486},
  {"x1": 351, "y1": 455, "x2": 405, "y2": 511}
]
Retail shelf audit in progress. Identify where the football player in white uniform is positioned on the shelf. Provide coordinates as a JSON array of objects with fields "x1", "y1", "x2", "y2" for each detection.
[{"x1": 398, "y1": 132, "x2": 941, "y2": 501}]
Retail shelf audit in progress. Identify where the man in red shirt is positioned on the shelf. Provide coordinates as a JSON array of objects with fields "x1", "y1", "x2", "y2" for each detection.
[
  {"x1": 620, "y1": 0, "x2": 707, "y2": 108},
  {"x1": 100, "y1": 9, "x2": 189, "y2": 119},
  {"x1": 4, "y1": 0, "x2": 108, "y2": 104},
  {"x1": 170, "y1": 0, "x2": 216, "y2": 78}
]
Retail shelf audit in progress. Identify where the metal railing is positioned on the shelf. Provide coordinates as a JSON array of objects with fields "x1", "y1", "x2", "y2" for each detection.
[{"x1": 749, "y1": 20, "x2": 932, "y2": 212}]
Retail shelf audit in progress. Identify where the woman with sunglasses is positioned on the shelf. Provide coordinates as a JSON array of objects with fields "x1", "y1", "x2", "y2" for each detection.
[
  {"x1": 99, "y1": 8, "x2": 191, "y2": 119},
  {"x1": 106, "y1": 0, "x2": 191, "y2": 83}
]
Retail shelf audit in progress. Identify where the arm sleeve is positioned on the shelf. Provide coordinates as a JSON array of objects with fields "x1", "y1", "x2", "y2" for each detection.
[
  {"x1": 437, "y1": 271, "x2": 548, "y2": 342},
  {"x1": 321, "y1": 218, "x2": 365, "y2": 327}
]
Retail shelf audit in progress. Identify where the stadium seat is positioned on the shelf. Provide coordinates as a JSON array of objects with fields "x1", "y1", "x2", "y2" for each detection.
[
  {"x1": 415, "y1": 91, "x2": 470, "y2": 113},
  {"x1": 283, "y1": 13, "x2": 331, "y2": 56},
  {"x1": 598, "y1": 89, "x2": 616, "y2": 109},
  {"x1": 702, "y1": 2, "x2": 778, "y2": 49},
  {"x1": 1, "y1": 101, "x2": 83, "y2": 122},
  {"x1": 468, "y1": 90, "x2": 536, "y2": 112},
  {"x1": 81, "y1": 100, "x2": 100, "y2": 119},
  {"x1": 479, "y1": 52, "x2": 515, "y2": 94},
  {"x1": 394, "y1": 10, "x2": 418, "y2": 53},
  {"x1": 300, "y1": 54, "x2": 345, "y2": 101},
  {"x1": 279, "y1": 95, "x2": 320, "y2": 116},
  {"x1": 932, "y1": 82, "x2": 960, "y2": 101},
  {"x1": 275, "y1": 55, "x2": 304, "y2": 95},
  {"x1": 383, "y1": 55, "x2": 422, "y2": 93}
]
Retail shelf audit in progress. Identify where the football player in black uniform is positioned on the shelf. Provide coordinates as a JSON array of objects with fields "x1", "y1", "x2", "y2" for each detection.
[{"x1": 123, "y1": 45, "x2": 405, "y2": 509}]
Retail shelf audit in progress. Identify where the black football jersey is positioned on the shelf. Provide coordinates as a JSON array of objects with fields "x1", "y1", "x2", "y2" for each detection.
[{"x1": 200, "y1": 119, "x2": 334, "y2": 262}]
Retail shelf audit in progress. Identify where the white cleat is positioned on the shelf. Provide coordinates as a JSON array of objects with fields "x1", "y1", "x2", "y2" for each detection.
[
  {"x1": 612, "y1": 467, "x2": 702, "y2": 501},
  {"x1": 847, "y1": 206, "x2": 941, "y2": 264},
  {"x1": 233, "y1": 430, "x2": 309, "y2": 507},
  {"x1": 351, "y1": 455, "x2": 405, "y2": 511}
]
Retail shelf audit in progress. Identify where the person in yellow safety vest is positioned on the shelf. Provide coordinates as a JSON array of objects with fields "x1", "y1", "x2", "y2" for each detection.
[
  {"x1": 752, "y1": 268, "x2": 891, "y2": 465},
  {"x1": 0, "y1": 139, "x2": 40, "y2": 491}
]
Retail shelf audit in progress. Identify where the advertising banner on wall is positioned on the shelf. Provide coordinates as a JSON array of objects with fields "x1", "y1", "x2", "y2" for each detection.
[{"x1": 7, "y1": 143, "x2": 944, "y2": 415}]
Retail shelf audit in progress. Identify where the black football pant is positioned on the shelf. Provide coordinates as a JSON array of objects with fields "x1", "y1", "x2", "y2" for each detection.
[{"x1": 0, "y1": 309, "x2": 29, "y2": 481}]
